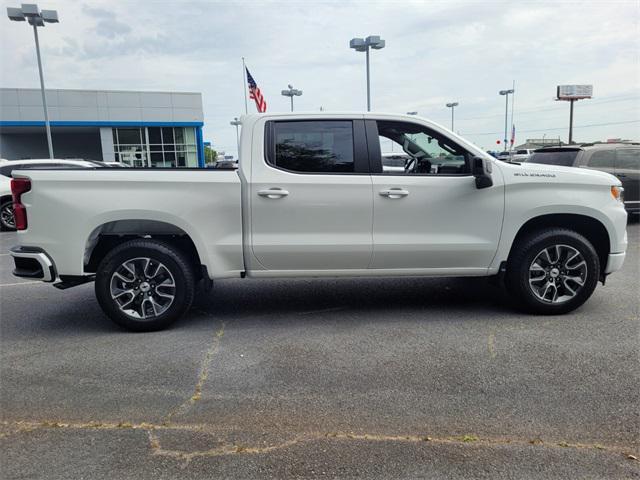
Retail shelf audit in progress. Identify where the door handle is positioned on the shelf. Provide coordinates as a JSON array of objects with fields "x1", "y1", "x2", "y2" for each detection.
[
  {"x1": 379, "y1": 188, "x2": 409, "y2": 199},
  {"x1": 258, "y1": 188, "x2": 289, "y2": 199}
]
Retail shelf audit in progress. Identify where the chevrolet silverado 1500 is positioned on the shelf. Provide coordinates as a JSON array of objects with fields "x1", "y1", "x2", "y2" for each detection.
[{"x1": 9, "y1": 113, "x2": 627, "y2": 330}]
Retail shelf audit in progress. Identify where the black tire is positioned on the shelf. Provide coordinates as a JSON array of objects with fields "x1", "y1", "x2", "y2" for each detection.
[
  {"x1": 0, "y1": 199, "x2": 16, "y2": 231},
  {"x1": 95, "y1": 239, "x2": 196, "y2": 331},
  {"x1": 506, "y1": 228, "x2": 600, "y2": 315}
]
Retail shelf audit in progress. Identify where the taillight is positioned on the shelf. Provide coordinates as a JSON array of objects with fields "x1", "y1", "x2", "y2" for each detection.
[{"x1": 10, "y1": 178, "x2": 31, "y2": 230}]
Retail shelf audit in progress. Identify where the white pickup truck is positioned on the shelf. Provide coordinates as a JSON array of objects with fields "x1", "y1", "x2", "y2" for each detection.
[{"x1": 10, "y1": 113, "x2": 627, "y2": 331}]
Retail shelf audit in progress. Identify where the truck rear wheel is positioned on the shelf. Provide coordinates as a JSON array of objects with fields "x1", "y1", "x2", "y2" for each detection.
[
  {"x1": 95, "y1": 239, "x2": 195, "y2": 331},
  {"x1": 0, "y1": 200, "x2": 15, "y2": 231},
  {"x1": 506, "y1": 229, "x2": 600, "y2": 315}
]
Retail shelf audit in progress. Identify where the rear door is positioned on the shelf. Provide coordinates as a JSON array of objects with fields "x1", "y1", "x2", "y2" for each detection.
[
  {"x1": 250, "y1": 119, "x2": 373, "y2": 271},
  {"x1": 615, "y1": 148, "x2": 640, "y2": 211},
  {"x1": 583, "y1": 149, "x2": 616, "y2": 176}
]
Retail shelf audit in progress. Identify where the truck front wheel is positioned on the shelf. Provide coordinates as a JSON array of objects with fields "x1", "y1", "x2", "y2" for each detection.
[
  {"x1": 506, "y1": 229, "x2": 600, "y2": 315},
  {"x1": 95, "y1": 239, "x2": 196, "y2": 331}
]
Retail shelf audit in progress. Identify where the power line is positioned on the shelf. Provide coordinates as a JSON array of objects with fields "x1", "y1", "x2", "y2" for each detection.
[
  {"x1": 461, "y1": 119, "x2": 640, "y2": 136},
  {"x1": 455, "y1": 95, "x2": 640, "y2": 121}
]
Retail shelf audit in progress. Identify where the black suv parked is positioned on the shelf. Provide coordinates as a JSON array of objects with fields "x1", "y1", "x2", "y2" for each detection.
[{"x1": 525, "y1": 143, "x2": 639, "y2": 214}]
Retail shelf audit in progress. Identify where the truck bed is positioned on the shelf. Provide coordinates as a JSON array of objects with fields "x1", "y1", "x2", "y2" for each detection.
[{"x1": 12, "y1": 168, "x2": 245, "y2": 279}]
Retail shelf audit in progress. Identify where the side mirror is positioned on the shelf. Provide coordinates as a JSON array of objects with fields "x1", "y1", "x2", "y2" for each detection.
[{"x1": 472, "y1": 156, "x2": 493, "y2": 189}]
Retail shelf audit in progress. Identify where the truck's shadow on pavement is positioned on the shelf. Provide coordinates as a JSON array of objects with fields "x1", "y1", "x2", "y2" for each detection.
[
  {"x1": 185, "y1": 275, "x2": 514, "y2": 328},
  {"x1": 19, "y1": 276, "x2": 513, "y2": 335}
]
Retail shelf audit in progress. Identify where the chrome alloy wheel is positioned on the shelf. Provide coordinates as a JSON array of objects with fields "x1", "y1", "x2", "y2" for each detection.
[
  {"x1": 528, "y1": 244, "x2": 587, "y2": 304},
  {"x1": 0, "y1": 203, "x2": 15, "y2": 229},
  {"x1": 110, "y1": 257, "x2": 176, "y2": 319}
]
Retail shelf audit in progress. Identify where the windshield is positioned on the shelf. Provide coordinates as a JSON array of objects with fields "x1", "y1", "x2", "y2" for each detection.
[{"x1": 526, "y1": 150, "x2": 579, "y2": 166}]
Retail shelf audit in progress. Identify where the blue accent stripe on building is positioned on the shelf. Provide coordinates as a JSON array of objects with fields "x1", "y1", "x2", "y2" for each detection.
[
  {"x1": 0, "y1": 120, "x2": 204, "y2": 127},
  {"x1": 195, "y1": 126, "x2": 205, "y2": 168}
]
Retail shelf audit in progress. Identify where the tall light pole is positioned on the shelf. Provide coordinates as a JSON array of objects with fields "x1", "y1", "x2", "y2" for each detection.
[
  {"x1": 499, "y1": 89, "x2": 514, "y2": 151},
  {"x1": 349, "y1": 35, "x2": 385, "y2": 111},
  {"x1": 445, "y1": 102, "x2": 459, "y2": 130},
  {"x1": 230, "y1": 117, "x2": 241, "y2": 155},
  {"x1": 280, "y1": 84, "x2": 302, "y2": 112},
  {"x1": 7, "y1": 4, "x2": 59, "y2": 159}
]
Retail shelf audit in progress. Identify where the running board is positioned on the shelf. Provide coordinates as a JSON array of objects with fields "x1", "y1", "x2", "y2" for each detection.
[{"x1": 53, "y1": 275, "x2": 95, "y2": 290}]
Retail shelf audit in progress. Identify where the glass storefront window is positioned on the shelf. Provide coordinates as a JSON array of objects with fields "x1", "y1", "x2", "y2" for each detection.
[
  {"x1": 174, "y1": 128, "x2": 185, "y2": 144},
  {"x1": 117, "y1": 128, "x2": 142, "y2": 145},
  {"x1": 112, "y1": 127, "x2": 198, "y2": 168},
  {"x1": 148, "y1": 128, "x2": 162, "y2": 144},
  {"x1": 184, "y1": 128, "x2": 196, "y2": 144}
]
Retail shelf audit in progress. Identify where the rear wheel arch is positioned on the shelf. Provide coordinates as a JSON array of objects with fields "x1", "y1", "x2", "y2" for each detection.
[
  {"x1": 84, "y1": 220, "x2": 204, "y2": 278},
  {"x1": 507, "y1": 214, "x2": 610, "y2": 275}
]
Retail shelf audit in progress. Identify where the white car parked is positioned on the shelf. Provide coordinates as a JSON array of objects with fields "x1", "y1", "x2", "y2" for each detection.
[
  {"x1": 0, "y1": 159, "x2": 107, "y2": 230},
  {"x1": 8, "y1": 113, "x2": 627, "y2": 331},
  {"x1": 511, "y1": 149, "x2": 536, "y2": 162}
]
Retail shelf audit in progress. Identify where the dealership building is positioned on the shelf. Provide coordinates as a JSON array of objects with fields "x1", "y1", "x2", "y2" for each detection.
[{"x1": 0, "y1": 88, "x2": 205, "y2": 167}]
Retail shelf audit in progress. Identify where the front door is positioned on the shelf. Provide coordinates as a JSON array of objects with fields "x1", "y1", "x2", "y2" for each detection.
[
  {"x1": 250, "y1": 119, "x2": 373, "y2": 272},
  {"x1": 367, "y1": 119, "x2": 503, "y2": 272}
]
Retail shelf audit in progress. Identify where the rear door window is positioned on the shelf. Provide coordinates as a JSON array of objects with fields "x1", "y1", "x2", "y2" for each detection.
[
  {"x1": 269, "y1": 121, "x2": 355, "y2": 173},
  {"x1": 526, "y1": 150, "x2": 580, "y2": 166},
  {"x1": 586, "y1": 150, "x2": 615, "y2": 169},
  {"x1": 616, "y1": 149, "x2": 640, "y2": 171}
]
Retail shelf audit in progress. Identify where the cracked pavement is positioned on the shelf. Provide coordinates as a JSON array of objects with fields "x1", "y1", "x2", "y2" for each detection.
[{"x1": 1, "y1": 224, "x2": 639, "y2": 479}]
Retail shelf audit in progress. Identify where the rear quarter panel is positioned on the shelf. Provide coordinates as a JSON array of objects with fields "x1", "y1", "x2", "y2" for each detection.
[{"x1": 12, "y1": 169, "x2": 244, "y2": 278}]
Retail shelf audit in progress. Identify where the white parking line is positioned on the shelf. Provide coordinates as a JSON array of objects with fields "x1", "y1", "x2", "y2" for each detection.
[
  {"x1": 0, "y1": 253, "x2": 11, "y2": 256},
  {"x1": 0, "y1": 281, "x2": 45, "y2": 287}
]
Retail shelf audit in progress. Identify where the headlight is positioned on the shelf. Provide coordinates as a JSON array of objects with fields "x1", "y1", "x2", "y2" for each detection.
[{"x1": 611, "y1": 185, "x2": 624, "y2": 203}]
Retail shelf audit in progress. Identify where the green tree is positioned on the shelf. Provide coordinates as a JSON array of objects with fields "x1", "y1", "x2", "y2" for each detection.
[{"x1": 204, "y1": 146, "x2": 218, "y2": 164}]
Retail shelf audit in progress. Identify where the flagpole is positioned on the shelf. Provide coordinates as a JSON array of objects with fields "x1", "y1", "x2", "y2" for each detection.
[
  {"x1": 242, "y1": 57, "x2": 248, "y2": 114},
  {"x1": 510, "y1": 79, "x2": 516, "y2": 150}
]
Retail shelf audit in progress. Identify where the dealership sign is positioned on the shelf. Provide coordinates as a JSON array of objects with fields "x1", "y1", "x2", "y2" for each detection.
[{"x1": 556, "y1": 85, "x2": 593, "y2": 100}]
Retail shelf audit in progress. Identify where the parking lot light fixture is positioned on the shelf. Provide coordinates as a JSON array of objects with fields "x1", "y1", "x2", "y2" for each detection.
[
  {"x1": 230, "y1": 117, "x2": 242, "y2": 154},
  {"x1": 499, "y1": 89, "x2": 514, "y2": 152},
  {"x1": 445, "y1": 102, "x2": 459, "y2": 130},
  {"x1": 6, "y1": 3, "x2": 59, "y2": 159},
  {"x1": 280, "y1": 84, "x2": 303, "y2": 112},
  {"x1": 407, "y1": 111, "x2": 418, "y2": 115},
  {"x1": 350, "y1": 35, "x2": 385, "y2": 111}
]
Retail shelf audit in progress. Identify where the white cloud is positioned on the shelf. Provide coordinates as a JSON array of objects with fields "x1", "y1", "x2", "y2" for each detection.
[{"x1": 1, "y1": 0, "x2": 638, "y2": 153}]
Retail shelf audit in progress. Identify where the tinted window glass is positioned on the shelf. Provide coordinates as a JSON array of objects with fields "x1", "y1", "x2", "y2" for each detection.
[
  {"x1": 526, "y1": 150, "x2": 579, "y2": 166},
  {"x1": 162, "y1": 127, "x2": 174, "y2": 145},
  {"x1": 116, "y1": 128, "x2": 142, "y2": 144},
  {"x1": 376, "y1": 121, "x2": 469, "y2": 175},
  {"x1": 617, "y1": 149, "x2": 640, "y2": 170},
  {"x1": 271, "y1": 121, "x2": 354, "y2": 173},
  {"x1": 148, "y1": 127, "x2": 162, "y2": 144},
  {"x1": 587, "y1": 150, "x2": 615, "y2": 168}
]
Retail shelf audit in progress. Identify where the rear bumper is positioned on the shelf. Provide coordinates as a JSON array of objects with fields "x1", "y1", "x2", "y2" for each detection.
[
  {"x1": 9, "y1": 246, "x2": 57, "y2": 282},
  {"x1": 604, "y1": 252, "x2": 625, "y2": 275}
]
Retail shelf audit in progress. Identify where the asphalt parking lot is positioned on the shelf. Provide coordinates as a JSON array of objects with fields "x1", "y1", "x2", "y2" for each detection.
[{"x1": 1, "y1": 224, "x2": 638, "y2": 479}]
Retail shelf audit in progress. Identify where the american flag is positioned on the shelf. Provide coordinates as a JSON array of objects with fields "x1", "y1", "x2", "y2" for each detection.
[
  {"x1": 246, "y1": 67, "x2": 267, "y2": 113},
  {"x1": 510, "y1": 124, "x2": 516, "y2": 144}
]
